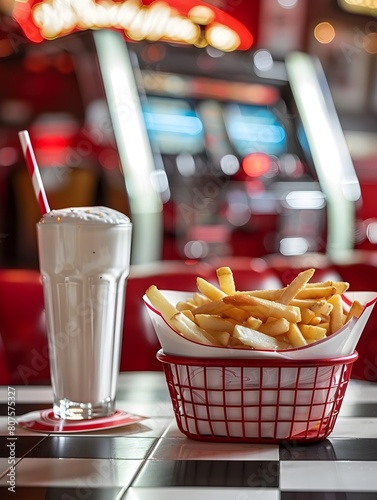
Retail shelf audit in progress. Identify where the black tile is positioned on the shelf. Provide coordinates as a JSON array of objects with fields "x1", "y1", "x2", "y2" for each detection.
[
  {"x1": 27, "y1": 436, "x2": 156, "y2": 459},
  {"x1": 281, "y1": 493, "x2": 377, "y2": 500},
  {"x1": 0, "y1": 436, "x2": 47, "y2": 458},
  {"x1": 0, "y1": 403, "x2": 51, "y2": 417},
  {"x1": 132, "y1": 459, "x2": 279, "y2": 487},
  {"x1": 339, "y1": 403, "x2": 377, "y2": 418},
  {"x1": 279, "y1": 439, "x2": 337, "y2": 461},
  {"x1": 280, "y1": 438, "x2": 377, "y2": 461},
  {"x1": 329, "y1": 438, "x2": 377, "y2": 461},
  {"x1": 0, "y1": 486, "x2": 123, "y2": 500}
]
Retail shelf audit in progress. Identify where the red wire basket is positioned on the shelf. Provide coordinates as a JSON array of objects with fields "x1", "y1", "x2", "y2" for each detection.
[{"x1": 157, "y1": 350, "x2": 358, "y2": 443}]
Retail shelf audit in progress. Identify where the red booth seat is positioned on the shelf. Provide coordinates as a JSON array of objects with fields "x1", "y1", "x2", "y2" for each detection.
[
  {"x1": 0, "y1": 334, "x2": 10, "y2": 385},
  {"x1": 0, "y1": 269, "x2": 49, "y2": 385}
]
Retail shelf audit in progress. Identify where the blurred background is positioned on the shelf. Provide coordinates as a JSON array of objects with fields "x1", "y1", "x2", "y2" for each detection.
[{"x1": 0, "y1": 0, "x2": 376, "y2": 268}]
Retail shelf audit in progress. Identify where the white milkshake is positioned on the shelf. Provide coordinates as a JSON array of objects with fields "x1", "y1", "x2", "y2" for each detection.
[{"x1": 37, "y1": 206, "x2": 132, "y2": 419}]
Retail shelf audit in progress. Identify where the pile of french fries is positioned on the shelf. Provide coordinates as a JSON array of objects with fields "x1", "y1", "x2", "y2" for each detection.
[{"x1": 145, "y1": 267, "x2": 364, "y2": 350}]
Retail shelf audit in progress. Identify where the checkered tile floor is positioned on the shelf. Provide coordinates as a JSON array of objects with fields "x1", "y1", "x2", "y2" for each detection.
[{"x1": 1, "y1": 373, "x2": 377, "y2": 499}]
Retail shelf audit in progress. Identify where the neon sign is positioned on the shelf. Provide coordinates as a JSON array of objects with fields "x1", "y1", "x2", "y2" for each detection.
[
  {"x1": 338, "y1": 0, "x2": 377, "y2": 15},
  {"x1": 13, "y1": 0, "x2": 253, "y2": 51}
]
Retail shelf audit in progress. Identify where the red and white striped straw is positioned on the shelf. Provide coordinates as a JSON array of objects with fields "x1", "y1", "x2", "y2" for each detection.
[{"x1": 18, "y1": 130, "x2": 50, "y2": 215}]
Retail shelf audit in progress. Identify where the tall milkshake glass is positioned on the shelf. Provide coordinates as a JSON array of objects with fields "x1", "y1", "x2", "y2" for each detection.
[{"x1": 37, "y1": 206, "x2": 132, "y2": 420}]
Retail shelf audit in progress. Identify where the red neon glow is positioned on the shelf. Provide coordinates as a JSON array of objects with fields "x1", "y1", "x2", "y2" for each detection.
[
  {"x1": 13, "y1": 0, "x2": 253, "y2": 50},
  {"x1": 242, "y1": 153, "x2": 271, "y2": 177},
  {"x1": 35, "y1": 135, "x2": 68, "y2": 149}
]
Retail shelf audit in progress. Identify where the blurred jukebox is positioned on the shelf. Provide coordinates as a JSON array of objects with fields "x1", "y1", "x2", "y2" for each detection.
[{"x1": 4, "y1": 0, "x2": 360, "y2": 265}]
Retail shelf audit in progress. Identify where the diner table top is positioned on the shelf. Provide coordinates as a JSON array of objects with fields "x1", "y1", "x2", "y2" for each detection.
[{"x1": 1, "y1": 371, "x2": 377, "y2": 500}]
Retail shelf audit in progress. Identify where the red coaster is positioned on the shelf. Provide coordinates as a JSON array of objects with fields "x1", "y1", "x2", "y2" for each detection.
[{"x1": 17, "y1": 409, "x2": 146, "y2": 433}]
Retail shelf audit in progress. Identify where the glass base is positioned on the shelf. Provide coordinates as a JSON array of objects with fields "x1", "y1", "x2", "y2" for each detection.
[{"x1": 53, "y1": 397, "x2": 115, "y2": 420}]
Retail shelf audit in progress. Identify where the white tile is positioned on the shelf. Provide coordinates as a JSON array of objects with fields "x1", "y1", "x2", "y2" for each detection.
[
  {"x1": 116, "y1": 401, "x2": 174, "y2": 419},
  {"x1": 123, "y1": 487, "x2": 279, "y2": 500},
  {"x1": 150, "y1": 437, "x2": 279, "y2": 461},
  {"x1": 0, "y1": 458, "x2": 12, "y2": 478},
  {"x1": 117, "y1": 372, "x2": 166, "y2": 391},
  {"x1": 332, "y1": 417, "x2": 377, "y2": 438},
  {"x1": 280, "y1": 461, "x2": 377, "y2": 491},
  {"x1": 51, "y1": 417, "x2": 172, "y2": 438},
  {"x1": 0, "y1": 458, "x2": 142, "y2": 488},
  {"x1": 0, "y1": 386, "x2": 53, "y2": 403},
  {"x1": 343, "y1": 380, "x2": 377, "y2": 404},
  {"x1": 162, "y1": 419, "x2": 184, "y2": 438}
]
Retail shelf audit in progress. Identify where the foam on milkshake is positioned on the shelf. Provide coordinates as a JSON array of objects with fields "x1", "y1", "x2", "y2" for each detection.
[{"x1": 39, "y1": 206, "x2": 131, "y2": 225}]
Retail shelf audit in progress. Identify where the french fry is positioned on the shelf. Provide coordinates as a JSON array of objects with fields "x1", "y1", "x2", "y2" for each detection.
[
  {"x1": 228, "y1": 335, "x2": 249, "y2": 347},
  {"x1": 296, "y1": 286, "x2": 337, "y2": 300},
  {"x1": 345, "y1": 300, "x2": 364, "y2": 324},
  {"x1": 170, "y1": 312, "x2": 221, "y2": 346},
  {"x1": 258, "y1": 317, "x2": 290, "y2": 336},
  {"x1": 215, "y1": 331, "x2": 231, "y2": 346},
  {"x1": 234, "y1": 325, "x2": 290, "y2": 350},
  {"x1": 192, "y1": 293, "x2": 210, "y2": 306},
  {"x1": 306, "y1": 280, "x2": 349, "y2": 294},
  {"x1": 196, "y1": 277, "x2": 226, "y2": 301},
  {"x1": 222, "y1": 308, "x2": 251, "y2": 322},
  {"x1": 145, "y1": 267, "x2": 362, "y2": 352},
  {"x1": 145, "y1": 285, "x2": 178, "y2": 321},
  {"x1": 195, "y1": 314, "x2": 235, "y2": 334},
  {"x1": 310, "y1": 316, "x2": 323, "y2": 326},
  {"x1": 311, "y1": 301, "x2": 333, "y2": 316},
  {"x1": 278, "y1": 268, "x2": 315, "y2": 305},
  {"x1": 216, "y1": 266, "x2": 236, "y2": 295},
  {"x1": 180, "y1": 309, "x2": 196, "y2": 322},
  {"x1": 305, "y1": 280, "x2": 333, "y2": 287},
  {"x1": 245, "y1": 316, "x2": 263, "y2": 330},
  {"x1": 287, "y1": 323, "x2": 308, "y2": 347},
  {"x1": 290, "y1": 298, "x2": 327, "y2": 309},
  {"x1": 299, "y1": 324, "x2": 327, "y2": 340},
  {"x1": 223, "y1": 294, "x2": 301, "y2": 323},
  {"x1": 300, "y1": 307, "x2": 318, "y2": 325},
  {"x1": 328, "y1": 294, "x2": 344, "y2": 335},
  {"x1": 237, "y1": 288, "x2": 283, "y2": 301},
  {"x1": 176, "y1": 301, "x2": 195, "y2": 311},
  {"x1": 336, "y1": 282, "x2": 350, "y2": 293},
  {"x1": 318, "y1": 321, "x2": 330, "y2": 335},
  {"x1": 192, "y1": 299, "x2": 233, "y2": 316},
  {"x1": 192, "y1": 300, "x2": 250, "y2": 322}
]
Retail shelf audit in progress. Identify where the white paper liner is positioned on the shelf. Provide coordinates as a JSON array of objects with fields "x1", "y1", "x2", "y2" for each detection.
[{"x1": 144, "y1": 291, "x2": 377, "y2": 360}]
